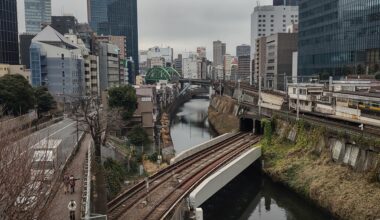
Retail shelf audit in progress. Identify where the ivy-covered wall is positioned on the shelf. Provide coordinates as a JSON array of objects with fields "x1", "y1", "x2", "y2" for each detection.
[{"x1": 260, "y1": 118, "x2": 380, "y2": 220}]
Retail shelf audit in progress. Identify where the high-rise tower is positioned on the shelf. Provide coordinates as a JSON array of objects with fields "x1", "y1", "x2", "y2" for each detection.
[
  {"x1": 88, "y1": 0, "x2": 139, "y2": 83},
  {"x1": 25, "y1": 0, "x2": 52, "y2": 33},
  {"x1": 0, "y1": 0, "x2": 19, "y2": 64}
]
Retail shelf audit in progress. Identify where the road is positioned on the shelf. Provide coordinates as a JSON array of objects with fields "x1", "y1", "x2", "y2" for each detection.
[{"x1": 22, "y1": 117, "x2": 84, "y2": 168}]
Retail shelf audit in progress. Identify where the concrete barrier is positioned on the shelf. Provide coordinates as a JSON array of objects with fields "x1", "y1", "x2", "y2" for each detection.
[
  {"x1": 170, "y1": 133, "x2": 237, "y2": 164},
  {"x1": 189, "y1": 146, "x2": 261, "y2": 211},
  {"x1": 170, "y1": 133, "x2": 236, "y2": 164}
]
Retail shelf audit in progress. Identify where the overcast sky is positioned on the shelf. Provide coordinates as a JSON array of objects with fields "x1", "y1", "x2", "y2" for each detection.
[{"x1": 19, "y1": 0, "x2": 273, "y2": 58}]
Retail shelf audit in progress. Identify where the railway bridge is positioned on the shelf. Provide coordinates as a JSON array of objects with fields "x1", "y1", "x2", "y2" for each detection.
[{"x1": 107, "y1": 131, "x2": 262, "y2": 220}]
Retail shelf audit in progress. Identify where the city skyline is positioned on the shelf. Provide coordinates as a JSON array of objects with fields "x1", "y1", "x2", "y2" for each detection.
[{"x1": 17, "y1": 0, "x2": 272, "y2": 58}]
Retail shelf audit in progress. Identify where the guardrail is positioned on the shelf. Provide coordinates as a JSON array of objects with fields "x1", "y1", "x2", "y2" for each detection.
[{"x1": 81, "y1": 140, "x2": 93, "y2": 219}]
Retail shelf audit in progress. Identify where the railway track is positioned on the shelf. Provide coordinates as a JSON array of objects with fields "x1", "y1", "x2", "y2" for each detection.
[{"x1": 107, "y1": 133, "x2": 260, "y2": 220}]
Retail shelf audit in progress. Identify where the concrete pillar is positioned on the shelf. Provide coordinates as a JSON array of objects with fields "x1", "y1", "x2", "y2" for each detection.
[{"x1": 195, "y1": 208, "x2": 203, "y2": 220}]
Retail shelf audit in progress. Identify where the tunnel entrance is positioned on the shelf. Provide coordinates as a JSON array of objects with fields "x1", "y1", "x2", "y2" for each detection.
[
  {"x1": 254, "y1": 120, "x2": 262, "y2": 135},
  {"x1": 240, "y1": 118, "x2": 254, "y2": 132},
  {"x1": 239, "y1": 118, "x2": 263, "y2": 134}
]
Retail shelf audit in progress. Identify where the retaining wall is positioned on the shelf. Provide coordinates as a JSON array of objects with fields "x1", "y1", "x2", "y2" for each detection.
[
  {"x1": 189, "y1": 147, "x2": 261, "y2": 219},
  {"x1": 170, "y1": 133, "x2": 237, "y2": 164}
]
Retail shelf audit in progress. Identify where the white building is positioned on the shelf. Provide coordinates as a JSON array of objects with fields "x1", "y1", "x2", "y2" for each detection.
[
  {"x1": 250, "y1": 5, "x2": 299, "y2": 56},
  {"x1": 182, "y1": 54, "x2": 198, "y2": 79},
  {"x1": 197, "y1": 47, "x2": 207, "y2": 59},
  {"x1": 30, "y1": 26, "x2": 85, "y2": 102},
  {"x1": 224, "y1": 54, "x2": 232, "y2": 80},
  {"x1": 146, "y1": 46, "x2": 173, "y2": 65},
  {"x1": 148, "y1": 57, "x2": 165, "y2": 68}
]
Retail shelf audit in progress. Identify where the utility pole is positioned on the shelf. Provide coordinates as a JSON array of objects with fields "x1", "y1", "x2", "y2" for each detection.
[
  {"x1": 258, "y1": 75, "x2": 262, "y2": 116},
  {"x1": 296, "y1": 80, "x2": 300, "y2": 121}
]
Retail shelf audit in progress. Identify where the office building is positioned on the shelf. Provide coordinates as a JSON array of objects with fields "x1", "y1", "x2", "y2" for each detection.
[
  {"x1": 0, "y1": 0, "x2": 19, "y2": 64},
  {"x1": 183, "y1": 54, "x2": 198, "y2": 79},
  {"x1": 145, "y1": 46, "x2": 173, "y2": 66},
  {"x1": 254, "y1": 37, "x2": 267, "y2": 86},
  {"x1": 213, "y1": 40, "x2": 226, "y2": 67},
  {"x1": 148, "y1": 57, "x2": 165, "y2": 68},
  {"x1": 96, "y1": 35, "x2": 127, "y2": 60},
  {"x1": 88, "y1": 0, "x2": 139, "y2": 80},
  {"x1": 51, "y1": 16, "x2": 78, "y2": 35},
  {"x1": 265, "y1": 33, "x2": 297, "y2": 91},
  {"x1": 98, "y1": 42, "x2": 120, "y2": 91},
  {"x1": 30, "y1": 26, "x2": 85, "y2": 102},
  {"x1": 77, "y1": 23, "x2": 94, "y2": 50},
  {"x1": 197, "y1": 47, "x2": 207, "y2": 59},
  {"x1": 0, "y1": 64, "x2": 30, "y2": 82},
  {"x1": 250, "y1": 5, "x2": 298, "y2": 55},
  {"x1": 20, "y1": 33, "x2": 36, "y2": 68},
  {"x1": 224, "y1": 54, "x2": 232, "y2": 80},
  {"x1": 174, "y1": 54, "x2": 183, "y2": 76},
  {"x1": 273, "y1": 0, "x2": 299, "y2": 6},
  {"x1": 66, "y1": 33, "x2": 99, "y2": 96},
  {"x1": 197, "y1": 58, "x2": 208, "y2": 79},
  {"x1": 298, "y1": 0, "x2": 380, "y2": 76},
  {"x1": 238, "y1": 55, "x2": 251, "y2": 82},
  {"x1": 25, "y1": 0, "x2": 51, "y2": 33},
  {"x1": 236, "y1": 44, "x2": 251, "y2": 57}
]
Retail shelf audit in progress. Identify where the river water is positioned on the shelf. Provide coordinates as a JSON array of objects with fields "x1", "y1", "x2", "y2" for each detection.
[{"x1": 170, "y1": 98, "x2": 333, "y2": 220}]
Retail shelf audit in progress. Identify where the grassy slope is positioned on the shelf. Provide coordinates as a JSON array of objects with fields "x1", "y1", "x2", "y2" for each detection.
[{"x1": 261, "y1": 132, "x2": 380, "y2": 220}]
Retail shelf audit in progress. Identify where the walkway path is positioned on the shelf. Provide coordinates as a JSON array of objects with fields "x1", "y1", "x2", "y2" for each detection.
[{"x1": 42, "y1": 134, "x2": 91, "y2": 220}]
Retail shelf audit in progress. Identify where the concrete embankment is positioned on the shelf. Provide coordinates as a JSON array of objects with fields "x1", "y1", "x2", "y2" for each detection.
[
  {"x1": 208, "y1": 96, "x2": 240, "y2": 134},
  {"x1": 207, "y1": 95, "x2": 380, "y2": 219},
  {"x1": 261, "y1": 119, "x2": 380, "y2": 220}
]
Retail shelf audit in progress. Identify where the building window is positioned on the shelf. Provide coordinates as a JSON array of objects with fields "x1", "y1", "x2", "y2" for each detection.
[
  {"x1": 271, "y1": 15, "x2": 274, "y2": 18},
  {"x1": 61, "y1": 54, "x2": 64, "y2": 60}
]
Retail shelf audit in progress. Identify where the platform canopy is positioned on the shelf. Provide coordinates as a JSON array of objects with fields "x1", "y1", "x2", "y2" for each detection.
[{"x1": 145, "y1": 67, "x2": 181, "y2": 84}]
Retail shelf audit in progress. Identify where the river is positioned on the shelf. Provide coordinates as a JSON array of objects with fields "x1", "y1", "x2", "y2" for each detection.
[{"x1": 170, "y1": 98, "x2": 333, "y2": 220}]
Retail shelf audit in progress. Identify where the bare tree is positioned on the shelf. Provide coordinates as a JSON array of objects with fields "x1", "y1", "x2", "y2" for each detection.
[
  {"x1": 0, "y1": 116, "x2": 57, "y2": 219},
  {"x1": 71, "y1": 95, "x2": 123, "y2": 214}
]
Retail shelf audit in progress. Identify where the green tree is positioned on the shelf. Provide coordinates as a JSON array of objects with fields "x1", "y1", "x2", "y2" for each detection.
[
  {"x1": 34, "y1": 86, "x2": 56, "y2": 118},
  {"x1": 356, "y1": 64, "x2": 365, "y2": 75},
  {"x1": 108, "y1": 85, "x2": 137, "y2": 121},
  {"x1": 319, "y1": 71, "x2": 330, "y2": 80},
  {"x1": 103, "y1": 158, "x2": 126, "y2": 200},
  {"x1": 375, "y1": 73, "x2": 380, "y2": 81},
  {"x1": 127, "y1": 126, "x2": 151, "y2": 147},
  {"x1": 0, "y1": 74, "x2": 35, "y2": 116}
]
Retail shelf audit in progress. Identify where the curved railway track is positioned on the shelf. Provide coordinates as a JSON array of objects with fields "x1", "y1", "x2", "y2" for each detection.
[{"x1": 107, "y1": 133, "x2": 260, "y2": 220}]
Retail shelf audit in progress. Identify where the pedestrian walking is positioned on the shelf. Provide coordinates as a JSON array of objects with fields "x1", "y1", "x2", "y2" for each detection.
[
  {"x1": 69, "y1": 175, "x2": 80, "y2": 194},
  {"x1": 63, "y1": 174, "x2": 70, "y2": 194},
  {"x1": 68, "y1": 200, "x2": 76, "y2": 220}
]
